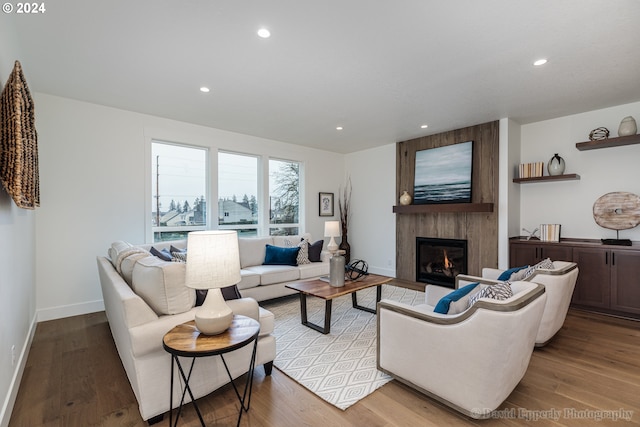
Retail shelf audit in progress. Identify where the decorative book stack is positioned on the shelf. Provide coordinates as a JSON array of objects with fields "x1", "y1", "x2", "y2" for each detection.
[
  {"x1": 518, "y1": 162, "x2": 544, "y2": 178},
  {"x1": 540, "y1": 224, "x2": 561, "y2": 242}
]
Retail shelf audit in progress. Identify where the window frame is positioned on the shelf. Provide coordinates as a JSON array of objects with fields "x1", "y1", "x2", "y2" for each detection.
[{"x1": 146, "y1": 139, "x2": 211, "y2": 243}]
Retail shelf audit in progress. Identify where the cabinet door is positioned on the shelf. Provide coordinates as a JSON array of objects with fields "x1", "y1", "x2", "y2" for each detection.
[
  {"x1": 510, "y1": 243, "x2": 538, "y2": 266},
  {"x1": 610, "y1": 250, "x2": 640, "y2": 315},
  {"x1": 572, "y1": 247, "x2": 610, "y2": 309},
  {"x1": 539, "y1": 245, "x2": 572, "y2": 262}
]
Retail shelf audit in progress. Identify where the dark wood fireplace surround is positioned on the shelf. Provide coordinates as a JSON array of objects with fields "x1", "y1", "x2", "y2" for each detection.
[{"x1": 395, "y1": 121, "x2": 499, "y2": 285}]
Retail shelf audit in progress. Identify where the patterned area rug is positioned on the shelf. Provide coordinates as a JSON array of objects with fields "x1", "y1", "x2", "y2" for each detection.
[{"x1": 261, "y1": 285, "x2": 424, "y2": 410}]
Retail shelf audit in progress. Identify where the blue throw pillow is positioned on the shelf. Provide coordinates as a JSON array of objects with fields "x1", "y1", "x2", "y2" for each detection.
[
  {"x1": 263, "y1": 244, "x2": 300, "y2": 266},
  {"x1": 433, "y1": 282, "x2": 481, "y2": 314},
  {"x1": 497, "y1": 265, "x2": 529, "y2": 281}
]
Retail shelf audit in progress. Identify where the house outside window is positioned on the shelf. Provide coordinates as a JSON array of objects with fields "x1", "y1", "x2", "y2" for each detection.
[
  {"x1": 218, "y1": 152, "x2": 301, "y2": 237},
  {"x1": 218, "y1": 152, "x2": 259, "y2": 237},
  {"x1": 151, "y1": 141, "x2": 207, "y2": 242}
]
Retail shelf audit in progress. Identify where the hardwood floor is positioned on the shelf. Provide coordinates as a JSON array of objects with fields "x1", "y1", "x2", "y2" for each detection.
[{"x1": 8, "y1": 309, "x2": 640, "y2": 426}]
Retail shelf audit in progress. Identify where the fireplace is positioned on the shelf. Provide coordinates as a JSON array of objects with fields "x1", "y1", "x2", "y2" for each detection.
[{"x1": 416, "y1": 237, "x2": 468, "y2": 288}]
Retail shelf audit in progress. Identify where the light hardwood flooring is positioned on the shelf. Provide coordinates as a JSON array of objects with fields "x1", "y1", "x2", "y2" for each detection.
[{"x1": 8, "y1": 308, "x2": 640, "y2": 427}]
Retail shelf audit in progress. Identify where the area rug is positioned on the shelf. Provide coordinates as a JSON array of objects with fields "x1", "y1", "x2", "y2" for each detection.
[{"x1": 261, "y1": 285, "x2": 424, "y2": 410}]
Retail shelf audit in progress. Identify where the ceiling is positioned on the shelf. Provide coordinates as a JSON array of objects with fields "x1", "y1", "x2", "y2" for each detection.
[{"x1": 3, "y1": 0, "x2": 640, "y2": 154}]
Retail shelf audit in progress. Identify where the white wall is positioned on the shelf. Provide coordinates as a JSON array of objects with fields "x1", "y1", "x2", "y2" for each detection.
[
  {"x1": 345, "y1": 143, "x2": 396, "y2": 277},
  {"x1": 0, "y1": 40, "x2": 38, "y2": 427},
  {"x1": 33, "y1": 93, "x2": 344, "y2": 320},
  {"x1": 520, "y1": 101, "x2": 640, "y2": 241},
  {"x1": 498, "y1": 118, "x2": 522, "y2": 268}
]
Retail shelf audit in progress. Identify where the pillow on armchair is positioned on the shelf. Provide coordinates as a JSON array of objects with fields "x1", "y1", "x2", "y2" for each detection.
[{"x1": 433, "y1": 282, "x2": 481, "y2": 315}]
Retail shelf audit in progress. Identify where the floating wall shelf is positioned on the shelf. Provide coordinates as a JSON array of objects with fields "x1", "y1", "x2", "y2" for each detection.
[
  {"x1": 576, "y1": 134, "x2": 640, "y2": 151},
  {"x1": 393, "y1": 203, "x2": 494, "y2": 214},
  {"x1": 513, "y1": 174, "x2": 580, "y2": 183}
]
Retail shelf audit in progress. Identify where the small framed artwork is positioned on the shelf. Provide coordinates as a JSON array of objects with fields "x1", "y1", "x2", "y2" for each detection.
[{"x1": 319, "y1": 192, "x2": 334, "y2": 216}]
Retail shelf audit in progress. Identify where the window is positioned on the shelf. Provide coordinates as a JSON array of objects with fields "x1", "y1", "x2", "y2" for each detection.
[
  {"x1": 151, "y1": 141, "x2": 207, "y2": 242},
  {"x1": 218, "y1": 152, "x2": 301, "y2": 237},
  {"x1": 269, "y1": 159, "x2": 300, "y2": 236},
  {"x1": 218, "y1": 152, "x2": 259, "y2": 237}
]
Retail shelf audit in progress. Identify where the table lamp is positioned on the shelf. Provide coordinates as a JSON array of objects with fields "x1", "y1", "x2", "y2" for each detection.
[
  {"x1": 324, "y1": 220, "x2": 341, "y2": 254},
  {"x1": 185, "y1": 230, "x2": 241, "y2": 335}
]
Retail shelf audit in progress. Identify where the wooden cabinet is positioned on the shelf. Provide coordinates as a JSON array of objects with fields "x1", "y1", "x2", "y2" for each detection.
[
  {"x1": 509, "y1": 240, "x2": 573, "y2": 266},
  {"x1": 610, "y1": 249, "x2": 640, "y2": 316},
  {"x1": 571, "y1": 247, "x2": 610, "y2": 309},
  {"x1": 509, "y1": 237, "x2": 640, "y2": 319}
]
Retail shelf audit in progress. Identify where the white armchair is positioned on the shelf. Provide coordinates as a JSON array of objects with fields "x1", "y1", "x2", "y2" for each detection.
[
  {"x1": 377, "y1": 280, "x2": 546, "y2": 419},
  {"x1": 480, "y1": 261, "x2": 578, "y2": 346}
]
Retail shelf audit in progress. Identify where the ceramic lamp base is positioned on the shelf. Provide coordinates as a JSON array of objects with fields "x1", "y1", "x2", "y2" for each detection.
[{"x1": 194, "y1": 288, "x2": 233, "y2": 335}]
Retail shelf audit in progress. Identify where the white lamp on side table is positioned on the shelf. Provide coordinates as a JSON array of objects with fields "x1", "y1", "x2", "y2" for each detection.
[
  {"x1": 185, "y1": 230, "x2": 241, "y2": 335},
  {"x1": 324, "y1": 220, "x2": 341, "y2": 254}
]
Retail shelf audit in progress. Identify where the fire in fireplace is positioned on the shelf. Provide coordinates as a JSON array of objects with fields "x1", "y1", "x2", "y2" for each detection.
[{"x1": 416, "y1": 237, "x2": 468, "y2": 288}]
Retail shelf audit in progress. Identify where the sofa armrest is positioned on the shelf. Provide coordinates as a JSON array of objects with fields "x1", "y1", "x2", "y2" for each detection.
[
  {"x1": 455, "y1": 274, "x2": 502, "y2": 288},
  {"x1": 226, "y1": 298, "x2": 260, "y2": 322}
]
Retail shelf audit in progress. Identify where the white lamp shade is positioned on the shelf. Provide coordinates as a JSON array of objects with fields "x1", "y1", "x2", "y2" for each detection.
[
  {"x1": 324, "y1": 220, "x2": 341, "y2": 237},
  {"x1": 185, "y1": 230, "x2": 241, "y2": 290}
]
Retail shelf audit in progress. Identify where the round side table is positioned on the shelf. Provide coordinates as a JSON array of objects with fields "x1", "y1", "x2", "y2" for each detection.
[{"x1": 163, "y1": 315, "x2": 260, "y2": 427}]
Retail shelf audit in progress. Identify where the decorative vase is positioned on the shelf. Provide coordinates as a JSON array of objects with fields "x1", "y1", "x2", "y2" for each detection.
[
  {"x1": 329, "y1": 251, "x2": 346, "y2": 287},
  {"x1": 618, "y1": 116, "x2": 637, "y2": 137},
  {"x1": 547, "y1": 153, "x2": 565, "y2": 176},
  {"x1": 339, "y1": 232, "x2": 351, "y2": 264},
  {"x1": 399, "y1": 190, "x2": 412, "y2": 205}
]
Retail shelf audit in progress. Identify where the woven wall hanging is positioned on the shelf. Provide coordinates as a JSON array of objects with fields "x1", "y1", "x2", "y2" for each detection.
[{"x1": 0, "y1": 60, "x2": 40, "y2": 209}]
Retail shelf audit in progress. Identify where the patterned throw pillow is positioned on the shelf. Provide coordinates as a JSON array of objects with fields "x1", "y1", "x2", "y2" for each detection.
[
  {"x1": 468, "y1": 282, "x2": 514, "y2": 307},
  {"x1": 282, "y1": 237, "x2": 311, "y2": 265},
  {"x1": 171, "y1": 251, "x2": 187, "y2": 263},
  {"x1": 297, "y1": 239, "x2": 311, "y2": 265},
  {"x1": 516, "y1": 258, "x2": 554, "y2": 281}
]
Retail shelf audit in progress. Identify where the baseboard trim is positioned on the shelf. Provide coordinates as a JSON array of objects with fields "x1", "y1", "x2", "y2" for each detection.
[
  {"x1": 37, "y1": 299, "x2": 105, "y2": 322},
  {"x1": 0, "y1": 312, "x2": 37, "y2": 427}
]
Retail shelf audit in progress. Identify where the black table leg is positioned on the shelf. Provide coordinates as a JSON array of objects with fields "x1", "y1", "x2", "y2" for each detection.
[
  {"x1": 352, "y1": 285, "x2": 382, "y2": 314},
  {"x1": 299, "y1": 293, "x2": 333, "y2": 334},
  {"x1": 171, "y1": 356, "x2": 205, "y2": 427}
]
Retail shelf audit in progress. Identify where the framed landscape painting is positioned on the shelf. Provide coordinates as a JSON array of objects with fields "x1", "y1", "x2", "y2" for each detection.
[{"x1": 413, "y1": 141, "x2": 473, "y2": 204}]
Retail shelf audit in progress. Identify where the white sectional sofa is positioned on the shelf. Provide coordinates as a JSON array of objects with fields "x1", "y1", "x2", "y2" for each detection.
[{"x1": 97, "y1": 233, "x2": 327, "y2": 423}]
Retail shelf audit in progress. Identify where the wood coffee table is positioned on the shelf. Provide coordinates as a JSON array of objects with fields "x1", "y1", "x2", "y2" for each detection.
[{"x1": 285, "y1": 273, "x2": 393, "y2": 334}]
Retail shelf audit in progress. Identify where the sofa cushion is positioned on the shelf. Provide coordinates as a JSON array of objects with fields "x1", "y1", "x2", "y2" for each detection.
[
  {"x1": 434, "y1": 282, "x2": 480, "y2": 314},
  {"x1": 238, "y1": 237, "x2": 273, "y2": 268},
  {"x1": 308, "y1": 240, "x2": 324, "y2": 262},
  {"x1": 119, "y1": 251, "x2": 151, "y2": 286},
  {"x1": 237, "y1": 269, "x2": 261, "y2": 290},
  {"x1": 263, "y1": 244, "x2": 300, "y2": 266},
  {"x1": 244, "y1": 265, "x2": 300, "y2": 285},
  {"x1": 298, "y1": 261, "x2": 330, "y2": 279},
  {"x1": 131, "y1": 256, "x2": 195, "y2": 315}
]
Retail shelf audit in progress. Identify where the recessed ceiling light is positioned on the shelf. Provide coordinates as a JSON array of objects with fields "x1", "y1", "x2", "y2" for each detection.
[
  {"x1": 420, "y1": 124, "x2": 429, "y2": 129},
  {"x1": 533, "y1": 58, "x2": 548, "y2": 66},
  {"x1": 200, "y1": 87, "x2": 210, "y2": 93},
  {"x1": 336, "y1": 126, "x2": 343, "y2": 131},
  {"x1": 257, "y1": 28, "x2": 271, "y2": 38}
]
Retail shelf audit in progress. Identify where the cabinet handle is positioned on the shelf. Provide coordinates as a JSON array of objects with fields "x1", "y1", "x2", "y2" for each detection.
[
  {"x1": 605, "y1": 252, "x2": 608, "y2": 265},
  {"x1": 612, "y1": 252, "x2": 615, "y2": 266}
]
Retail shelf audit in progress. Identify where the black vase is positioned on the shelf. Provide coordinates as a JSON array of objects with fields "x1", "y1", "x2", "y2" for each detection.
[{"x1": 339, "y1": 233, "x2": 351, "y2": 264}]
